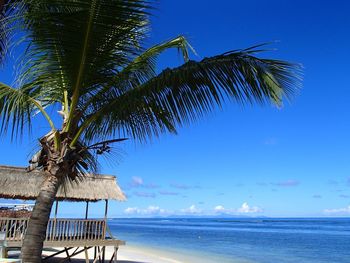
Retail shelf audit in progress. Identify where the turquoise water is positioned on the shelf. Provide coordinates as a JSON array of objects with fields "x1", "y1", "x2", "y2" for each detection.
[{"x1": 109, "y1": 218, "x2": 350, "y2": 263}]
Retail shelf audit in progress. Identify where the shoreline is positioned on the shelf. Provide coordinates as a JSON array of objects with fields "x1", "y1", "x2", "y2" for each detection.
[{"x1": 43, "y1": 244, "x2": 249, "y2": 263}]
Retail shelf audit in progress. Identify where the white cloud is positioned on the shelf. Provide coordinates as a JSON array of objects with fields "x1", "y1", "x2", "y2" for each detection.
[
  {"x1": 145, "y1": 206, "x2": 166, "y2": 215},
  {"x1": 124, "y1": 207, "x2": 139, "y2": 215},
  {"x1": 214, "y1": 203, "x2": 263, "y2": 215},
  {"x1": 214, "y1": 205, "x2": 235, "y2": 214},
  {"x1": 131, "y1": 176, "x2": 143, "y2": 187},
  {"x1": 214, "y1": 205, "x2": 226, "y2": 213},
  {"x1": 129, "y1": 177, "x2": 160, "y2": 189},
  {"x1": 124, "y1": 205, "x2": 168, "y2": 216},
  {"x1": 324, "y1": 205, "x2": 350, "y2": 215},
  {"x1": 181, "y1": 205, "x2": 202, "y2": 214},
  {"x1": 237, "y1": 202, "x2": 263, "y2": 213},
  {"x1": 124, "y1": 203, "x2": 263, "y2": 217}
]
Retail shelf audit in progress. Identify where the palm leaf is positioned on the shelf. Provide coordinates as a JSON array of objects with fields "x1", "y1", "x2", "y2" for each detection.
[
  {"x1": 81, "y1": 35, "x2": 193, "y2": 112},
  {"x1": 0, "y1": 0, "x2": 10, "y2": 65},
  {"x1": 0, "y1": 81, "x2": 56, "y2": 138},
  {"x1": 19, "y1": 0, "x2": 151, "y2": 100},
  {"x1": 3, "y1": 0, "x2": 154, "y2": 133},
  {"x1": 1, "y1": 1, "x2": 302, "y2": 153},
  {"x1": 75, "y1": 47, "x2": 302, "y2": 144},
  {"x1": 0, "y1": 81, "x2": 35, "y2": 137}
]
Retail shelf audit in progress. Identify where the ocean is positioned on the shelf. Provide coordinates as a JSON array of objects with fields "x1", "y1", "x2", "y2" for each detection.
[{"x1": 108, "y1": 218, "x2": 350, "y2": 263}]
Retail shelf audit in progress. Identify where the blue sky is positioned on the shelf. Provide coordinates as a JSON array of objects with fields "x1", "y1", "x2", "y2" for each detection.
[{"x1": 1, "y1": 0, "x2": 350, "y2": 218}]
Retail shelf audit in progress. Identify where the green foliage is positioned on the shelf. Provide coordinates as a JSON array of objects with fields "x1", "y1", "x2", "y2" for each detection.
[
  {"x1": 0, "y1": 82, "x2": 33, "y2": 137},
  {"x1": 0, "y1": 0, "x2": 8, "y2": 64},
  {"x1": 0, "y1": 0, "x2": 302, "y2": 155}
]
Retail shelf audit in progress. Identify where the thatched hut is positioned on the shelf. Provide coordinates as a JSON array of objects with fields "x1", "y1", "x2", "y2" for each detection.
[
  {"x1": 0, "y1": 165, "x2": 126, "y2": 262},
  {"x1": 0, "y1": 165, "x2": 125, "y2": 202}
]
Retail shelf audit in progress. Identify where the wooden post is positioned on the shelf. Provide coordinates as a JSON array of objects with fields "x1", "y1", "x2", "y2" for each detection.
[
  {"x1": 52, "y1": 200, "x2": 59, "y2": 241},
  {"x1": 102, "y1": 246, "x2": 105, "y2": 263},
  {"x1": 104, "y1": 200, "x2": 108, "y2": 219},
  {"x1": 97, "y1": 246, "x2": 102, "y2": 262},
  {"x1": 54, "y1": 200, "x2": 59, "y2": 218},
  {"x1": 64, "y1": 247, "x2": 72, "y2": 262},
  {"x1": 85, "y1": 201, "x2": 89, "y2": 219},
  {"x1": 84, "y1": 247, "x2": 89, "y2": 263},
  {"x1": 103, "y1": 200, "x2": 108, "y2": 241},
  {"x1": 0, "y1": 230, "x2": 7, "y2": 258},
  {"x1": 113, "y1": 246, "x2": 118, "y2": 263},
  {"x1": 0, "y1": 244, "x2": 6, "y2": 258},
  {"x1": 52, "y1": 219, "x2": 57, "y2": 241}
]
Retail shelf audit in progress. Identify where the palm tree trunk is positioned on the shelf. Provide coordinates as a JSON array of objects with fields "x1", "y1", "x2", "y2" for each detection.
[{"x1": 21, "y1": 172, "x2": 62, "y2": 262}]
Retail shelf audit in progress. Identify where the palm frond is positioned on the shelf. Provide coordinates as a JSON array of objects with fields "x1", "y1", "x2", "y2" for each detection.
[
  {"x1": 77, "y1": 47, "x2": 302, "y2": 143},
  {"x1": 0, "y1": 81, "x2": 34, "y2": 137},
  {"x1": 115, "y1": 35, "x2": 193, "y2": 88},
  {"x1": 3, "y1": 0, "x2": 154, "y2": 134},
  {"x1": 0, "y1": 2, "x2": 5, "y2": 64},
  {"x1": 0, "y1": 81, "x2": 56, "y2": 138},
  {"x1": 0, "y1": 0, "x2": 11, "y2": 66},
  {"x1": 1, "y1": 1, "x2": 302, "y2": 165},
  {"x1": 81, "y1": 35, "x2": 193, "y2": 112}
]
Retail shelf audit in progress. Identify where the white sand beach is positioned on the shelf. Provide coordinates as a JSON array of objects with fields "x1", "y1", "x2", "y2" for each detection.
[
  {"x1": 40, "y1": 244, "x2": 255, "y2": 263},
  {"x1": 43, "y1": 245, "x2": 221, "y2": 263}
]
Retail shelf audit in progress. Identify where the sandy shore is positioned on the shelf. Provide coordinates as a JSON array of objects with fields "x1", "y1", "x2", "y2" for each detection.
[
  {"x1": 6, "y1": 244, "x2": 249, "y2": 263},
  {"x1": 42, "y1": 245, "x2": 221, "y2": 263}
]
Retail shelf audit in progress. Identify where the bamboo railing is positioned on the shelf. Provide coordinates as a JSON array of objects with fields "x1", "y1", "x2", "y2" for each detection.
[
  {"x1": 0, "y1": 218, "x2": 106, "y2": 242},
  {"x1": 0, "y1": 218, "x2": 28, "y2": 241}
]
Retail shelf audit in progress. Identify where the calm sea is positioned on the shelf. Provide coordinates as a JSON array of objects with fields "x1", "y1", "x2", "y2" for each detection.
[{"x1": 108, "y1": 218, "x2": 350, "y2": 263}]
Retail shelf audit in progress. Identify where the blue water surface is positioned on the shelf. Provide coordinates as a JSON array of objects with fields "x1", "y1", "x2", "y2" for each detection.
[{"x1": 108, "y1": 218, "x2": 350, "y2": 263}]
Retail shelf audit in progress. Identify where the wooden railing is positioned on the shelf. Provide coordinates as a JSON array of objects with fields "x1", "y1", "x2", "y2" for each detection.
[
  {"x1": 0, "y1": 218, "x2": 28, "y2": 241},
  {"x1": 0, "y1": 218, "x2": 107, "y2": 242}
]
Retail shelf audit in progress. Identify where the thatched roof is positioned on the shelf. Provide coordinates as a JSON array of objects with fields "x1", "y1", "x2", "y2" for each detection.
[{"x1": 0, "y1": 165, "x2": 126, "y2": 202}]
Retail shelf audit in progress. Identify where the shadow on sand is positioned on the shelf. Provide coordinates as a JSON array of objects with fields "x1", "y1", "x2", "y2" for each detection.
[
  {"x1": 9, "y1": 249, "x2": 152, "y2": 263},
  {"x1": 47, "y1": 259, "x2": 150, "y2": 263}
]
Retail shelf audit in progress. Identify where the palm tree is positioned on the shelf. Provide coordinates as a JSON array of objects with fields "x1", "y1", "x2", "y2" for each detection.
[
  {"x1": 0, "y1": 0, "x2": 6, "y2": 60},
  {"x1": 0, "y1": 0, "x2": 302, "y2": 262}
]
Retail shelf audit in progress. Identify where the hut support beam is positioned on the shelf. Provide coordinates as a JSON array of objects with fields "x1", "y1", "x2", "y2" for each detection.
[
  {"x1": 92, "y1": 246, "x2": 103, "y2": 263},
  {"x1": 102, "y1": 246, "x2": 105, "y2": 263},
  {"x1": 114, "y1": 246, "x2": 118, "y2": 263},
  {"x1": 108, "y1": 246, "x2": 119, "y2": 263},
  {"x1": 42, "y1": 245, "x2": 118, "y2": 263},
  {"x1": 59, "y1": 247, "x2": 92, "y2": 261},
  {"x1": 104, "y1": 200, "x2": 108, "y2": 219},
  {"x1": 84, "y1": 246, "x2": 89, "y2": 263},
  {"x1": 54, "y1": 201, "x2": 59, "y2": 218},
  {"x1": 64, "y1": 247, "x2": 72, "y2": 262},
  {"x1": 97, "y1": 246, "x2": 102, "y2": 263},
  {"x1": 42, "y1": 247, "x2": 73, "y2": 261},
  {"x1": 85, "y1": 201, "x2": 89, "y2": 219}
]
